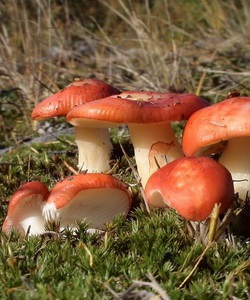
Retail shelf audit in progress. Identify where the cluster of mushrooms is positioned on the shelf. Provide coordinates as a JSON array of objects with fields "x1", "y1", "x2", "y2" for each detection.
[{"x1": 3, "y1": 78, "x2": 249, "y2": 238}]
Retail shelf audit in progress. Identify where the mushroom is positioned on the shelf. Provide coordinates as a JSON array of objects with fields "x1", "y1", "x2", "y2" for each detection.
[
  {"x1": 43, "y1": 173, "x2": 132, "y2": 230},
  {"x1": 182, "y1": 96, "x2": 250, "y2": 201},
  {"x1": 145, "y1": 157, "x2": 234, "y2": 221},
  {"x1": 31, "y1": 78, "x2": 120, "y2": 172},
  {"x1": 2, "y1": 182, "x2": 50, "y2": 236},
  {"x1": 31, "y1": 78, "x2": 120, "y2": 119},
  {"x1": 66, "y1": 91, "x2": 210, "y2": 187}
]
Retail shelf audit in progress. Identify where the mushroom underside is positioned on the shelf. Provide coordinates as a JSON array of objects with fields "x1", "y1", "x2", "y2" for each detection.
[
  {"x1": 43, "y1": 188, "x2": 130, "y2": 230},
  {"x1": 3, "y1": 195, "x2": 46, "y2": 236}
]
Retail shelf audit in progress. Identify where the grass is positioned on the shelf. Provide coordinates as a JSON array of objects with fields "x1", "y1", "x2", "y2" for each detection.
[
  {"x1": 0, "y1": 0, "x2": 250, "y2": 299},
  {"x1": 0, "y1": 204, "x2": 249, "y2": 299}
]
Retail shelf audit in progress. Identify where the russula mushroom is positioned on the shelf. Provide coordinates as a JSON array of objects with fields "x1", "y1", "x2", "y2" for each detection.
[
  {"x1": 43, "y1": 173, "x2": 132, "y2": 230},
  {"x1": 2, "y1": 182, "x2": 49, "y2": 236},
  {"x1": 66, "y1": 91, "x2": 210, "y2": 187},
  {"x1": 182, "y1": 96, "x2": 250, "y2": 201},
  {"x1": 31, "y1": 78, "x2": 120, "y2": 119},
  {"x1": 145, "y1": 157, "x2": 234, "y2": 221},
  {"x1": 31, "y1": 78, "x2": 120, "y2": 172}
]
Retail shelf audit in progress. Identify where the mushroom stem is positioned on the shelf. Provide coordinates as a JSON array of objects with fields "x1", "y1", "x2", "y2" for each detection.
[
  {"x1": 129, "y1": 123, "x2": 184, "y2": 188},
  {"x1": 219, "y1": 137, "x2": 250, "y2": 201},
  {"x1": 74, "y1": 127, "x2": 113, "y2": 172}
]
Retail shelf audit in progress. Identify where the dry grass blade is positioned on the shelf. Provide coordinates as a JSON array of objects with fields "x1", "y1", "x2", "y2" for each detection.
[
  {"x1": 197, "y1": 68, "x2": 250, "y2": 76},
  {"x1": 81, "y1": 242, "x2": 93, "y2": 268},
  {"x1": 178, "y1": 241, "x2": 214, "y2": 289},
  {"x1": 104, "y1": 271, "x2": 170, "y2": 300},
  {"x1": 63, "y1": 161, "x2": 79, "y2": 175},
  {"x1": 214, "y1": 206, "x2": 242, "y2": 242},
  {"x1": 207, "y1": 203, "x2": 220, "y2": 243},
  {"x1": 146, "y1": 272, "x2": 171, "y2": 300}
]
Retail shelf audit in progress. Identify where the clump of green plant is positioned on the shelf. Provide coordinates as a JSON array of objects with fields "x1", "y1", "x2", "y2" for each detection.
[{"x1": 0, "y1": 205, "x2": 249, "y2": 299}]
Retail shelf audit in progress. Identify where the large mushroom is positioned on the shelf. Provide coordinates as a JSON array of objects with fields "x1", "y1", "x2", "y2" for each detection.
[
  {"x1": 43, "y1": 173, "x2": 132, "y2": 230},
  {"x1": 66, "y1": 91, "x2": 210, "y2": 187},
  {"x1": 2, "y1": 182, "x2": 50, "y2": 236},
  {"x1": 31, "y1": 78, "x2": 120, "y2": 172},
  {"x1": 182, "y1": 96, "x2": 250, "y2": 201},
  {"x1": 145, "y1": 157, "x2": 234, "y2": 221}
]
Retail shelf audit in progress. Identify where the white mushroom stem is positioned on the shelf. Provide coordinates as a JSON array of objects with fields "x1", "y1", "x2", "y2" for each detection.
[
  {"x1": 75, "y1": 127, "x2": 113, "y2": 172},
  {"x1": 219, "y1": 137, "x2": 250, "y2": 201},
  {"x1": 129, "y1": 123, "x2": 184, "y2": 188}
]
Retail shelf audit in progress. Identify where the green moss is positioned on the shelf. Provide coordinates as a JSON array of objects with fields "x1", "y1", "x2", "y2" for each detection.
[{"x1": 0, "y1": 208, "x2": 249, "y2": 299}]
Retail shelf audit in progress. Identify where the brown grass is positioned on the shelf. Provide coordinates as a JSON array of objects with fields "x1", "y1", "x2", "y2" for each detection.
[{"x1": 0, "y1": 0, "x2": 249, "y2": 146}]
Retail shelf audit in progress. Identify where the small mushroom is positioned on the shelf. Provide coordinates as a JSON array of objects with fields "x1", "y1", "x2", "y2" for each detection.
[
  {"x1": 2, "y1": 182, "x2": 50, "y2": 236},
  {"x1": 31, "y1": 78, "x2": 120, "y2": 119},
  {"x1": 182, "y1": 96, "x2": 250, "y2": 201},
  {"x1": 145, "y1": 157, "x2": 234, "y2": 221},
  {"x1": 31, "y1": 78, "x2": 120, "y2": 172},
  {"x1": 67, "y1": 91, "x2": 209, "y2": 187},
  {"x1": 43, "y1": 173, "x2": 132, "y2": 230}
]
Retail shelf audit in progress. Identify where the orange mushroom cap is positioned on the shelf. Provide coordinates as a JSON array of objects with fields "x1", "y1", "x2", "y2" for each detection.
[
  {"x1": 182, "y1": 97, "x2": 250, "y2": 157},
  {"x1": 31, "y1": 78, "x2": 120, "y2": 120},
  {"x1": 66, "y1": 90, "x2": 210, "y2": 126},
  {"x1": 145, "y1": 157, "x2": 234, "y2": 221},
  {"x1": 2, "y1": 182, "x2": 49, "y2": 235},
  {"x1": 43, "y1": 173, "x2": 132, "y2": 230}
]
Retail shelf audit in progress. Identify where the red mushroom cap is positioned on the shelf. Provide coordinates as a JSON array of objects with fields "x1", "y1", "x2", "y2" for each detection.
[
  {"x1": 182, "y1": 97, "x2": 250, "y2": 157},
  {"x1": 145, "y1": 157, "x2": 234, "y2": 221},
  {"x1": 2, "y1": 182, "x2": 49, "y2": 235},
  {"x1": 66, "y1": 91, "x2": 210, "y2": 126},
  {"x1": 31, "y1": 78, "x2": 120, "y2": 120},
  {"x1": 43, "y1": 173, "x2": 132, "y2": 230}
]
